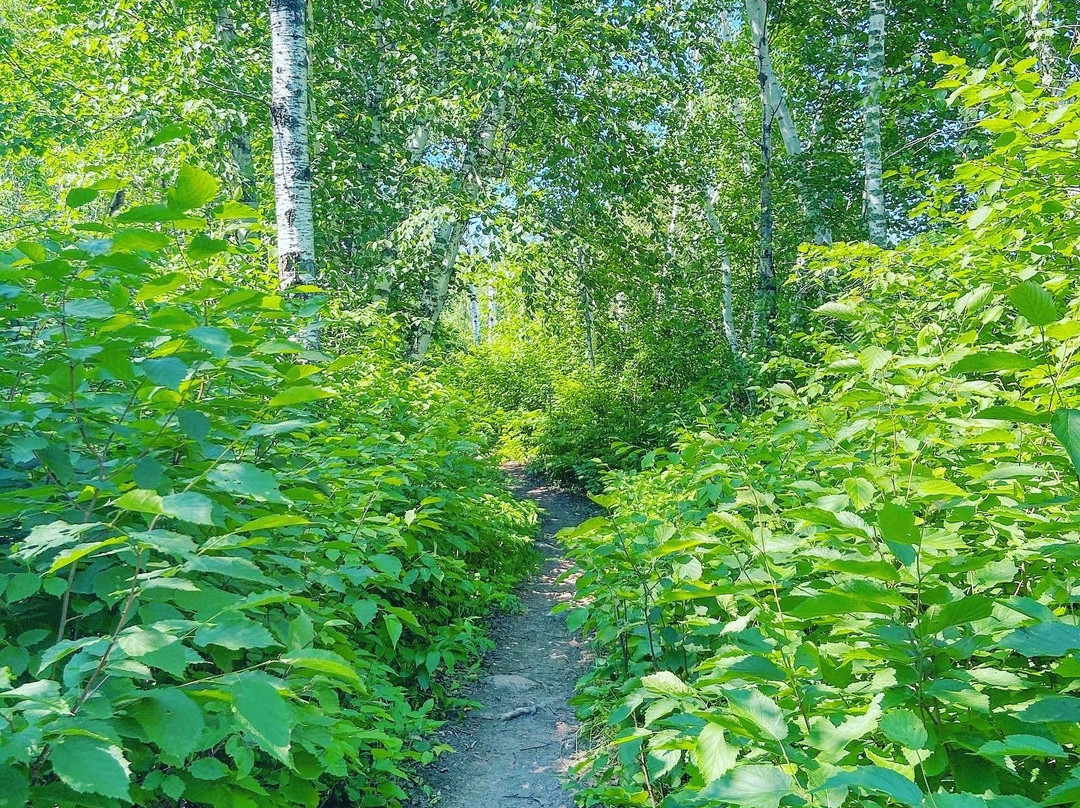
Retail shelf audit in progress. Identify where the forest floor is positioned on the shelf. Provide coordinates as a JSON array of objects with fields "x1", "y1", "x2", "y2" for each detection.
[{"x1": 417, "y1": 463, "x2": 595, "y2": 807}]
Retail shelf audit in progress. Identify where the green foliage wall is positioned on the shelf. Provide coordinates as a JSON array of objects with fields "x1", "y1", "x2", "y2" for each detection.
[
  {"x1": 0, "y1": 170, "x2": 537, "y2": 807},
  {"x1": 559, "y1": 60, "x2": 1080, "y2": 808}
]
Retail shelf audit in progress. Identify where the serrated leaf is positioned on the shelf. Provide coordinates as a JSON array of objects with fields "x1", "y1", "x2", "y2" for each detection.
[
  {"x1": 168, "y1": 164, "x2": 219, "y2": 211},
  {"x1": 822, "y1": 766, "x2": 923, "y2": 807},
  {"x1": 268, "y1": 386, "x2": 337, "y2": 407},
  {"x1": 50, "y1": 736, "x2": 131, "y2": 801},
  {"x1": 880, "y1": 709, "x2": 927, "y2": 749},
  {"x1": 1008, "y1": 281, "x2": 1059, "y2": 326},
  {"x1": 207, "y1": 462, "x2": 286, "y2": 503},
  {"x1": 1001, "y1": 621, "x2": 1080, "y2": 657},
  {"x1": 66, "y1": 187, "x2": 99, "y2": 208},
  {"x1": 231, "y1": 675, "x2": 292, "y2": 764},
  {"x1": 641, "y1": 670, "x2": 694, "y2": 697},
  {"x1": 698, "y1": 765, "x2": 793, "y2": 808},
  {"x1": 280, "y1": 650, "x2": 365, "y2": 687},
  {"x1": 695, "y1": 723, "x2": 737, "y2": 783},
  {"x1": 134, "y1": 688, "x2": 205, "y2": 762}
]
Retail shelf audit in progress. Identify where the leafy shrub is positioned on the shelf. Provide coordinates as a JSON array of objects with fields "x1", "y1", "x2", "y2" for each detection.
[
  {"x1": 0, "y1": 168, "x2": 536, "y2": 807},
  {"x1": 561, "y1": 60, "x2": 1080, "y2": 807}
]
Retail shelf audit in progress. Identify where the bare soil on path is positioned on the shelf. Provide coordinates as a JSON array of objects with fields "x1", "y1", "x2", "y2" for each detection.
[{"x1": 418, "y1": 464, "x2": 595, "y2": 807}]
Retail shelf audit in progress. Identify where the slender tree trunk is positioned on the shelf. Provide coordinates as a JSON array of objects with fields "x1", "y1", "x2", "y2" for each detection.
[
  {"x1": 863, "y1": 0, "x2": 887, "y2": 246},
  {"x1": 744, "y1": 0, "x2": 831, "y2": 245},
  {"x1": 486, "y1": 284, "x2": 497, "y2": 333},
  {"x1": 269, "y1": 0, "x2": 316, "y2": 292},
  {"x1": 577, "y1": 249, "x2": 596, "y2": 370},
  {"x1": 751, "y1": 37, "x2": 777, "y2": 350},
  {"x1": 703, "y1": 188, "x2": 743, "y2": 361},
  {"x1": 1028, "y1": 0, "x2": 1056, "y2": 87},
  {"x1": 468, "y1": 284, "x2": 481, "y2": 344},
  {"x1": 409, "y1": 219, "x2": 465, "y2": 360}
]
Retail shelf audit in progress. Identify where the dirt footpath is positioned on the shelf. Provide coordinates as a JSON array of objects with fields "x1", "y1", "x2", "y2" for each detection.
[{"x1": 418, "y1": 465, "x2": 595, "y2": 808}]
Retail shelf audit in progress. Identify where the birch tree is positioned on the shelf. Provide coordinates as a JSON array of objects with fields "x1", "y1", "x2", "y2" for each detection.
[
  {"x1": 744, "y1": 0, "x2": 831, "y2": 246},
  {"x1": 269, "y1": 0, "x2": 316, "y2": 292},
  {"x1": 863, "y1": 0, "x2": 887, "y2": 246}
]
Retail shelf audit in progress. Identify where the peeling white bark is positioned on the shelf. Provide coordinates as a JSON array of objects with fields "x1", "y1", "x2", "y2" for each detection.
[
  {"x1": 1028, "y1": 0, "x2": 1056, "y2": 86},
  {"x1": 744, "y1": 0, "x2": 831, "y2": 245},
  {"x1": 863, "y1": 0, "x2": 887, "y2": 246},
  {"x1": 269, "y1": 0, "x2": 316, "y2": 291}
]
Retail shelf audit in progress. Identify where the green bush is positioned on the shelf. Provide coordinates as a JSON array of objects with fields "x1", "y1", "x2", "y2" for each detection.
[
  {"x1": 0, "y1": 169, "x2": 536, "y2": 807},
  {"x1": 560, "y1": 59, "x2": 1080, "y2": 807}
]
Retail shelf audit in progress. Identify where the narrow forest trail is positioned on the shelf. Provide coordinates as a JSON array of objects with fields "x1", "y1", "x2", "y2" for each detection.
[{"x1": 418, "y1": 464, "x2": 595, "y2": 808}]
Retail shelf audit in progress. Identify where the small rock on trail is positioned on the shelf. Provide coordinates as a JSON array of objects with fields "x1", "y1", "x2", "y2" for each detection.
[{"x1": 417, "y1": 464, "x2": 595, "y2": 808}]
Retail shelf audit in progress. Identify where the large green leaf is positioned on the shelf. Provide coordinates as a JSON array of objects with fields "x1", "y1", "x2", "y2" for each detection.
[
  {"x1": 1000, "y1": 621, "x2": 1080, "y2": 657},
  {"x1": 880, "y1": 709, "x2": 927, "y2": 750},
  {"x1": 697, "y1": 765, "x2": 793, "y2": 808},
  {"x1": 50, "y1": 736, "x2": 131, "y2": 801},
  {"x1": 1008, "y1": 281, "x2": 1059, "y2": 326},
  {"x1": 133, "y1": 688, "x2": 205, "y2": 762},
  {"x1": 949, "y1": 351, "x2": 1037, "y2": 374},
  {"x1": 1050, "y1": 408, "x2": 1080, "y2": 475},
  {"x1": 207, "y1": 462, "x2": 287, "y2": 503},
  {"x1": 822, "y1": 766, "x2": 923, "y2": 807},
  {"x1": 167, "y1": 164, "x2": 220, "y2": 211},
  {"x1": 231, "y1": 675, "x2": 292, "y2": 764},
  {"x1": 695, "y1": 723, "x2": 737, "y2": 783}
]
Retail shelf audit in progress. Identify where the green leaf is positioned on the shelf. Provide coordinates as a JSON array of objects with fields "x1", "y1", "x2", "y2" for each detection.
[
  {"x1": 0, "y1": 764, "x2": 29, "y2": 807},
  {"x1": 189, "y1": 758, "x2": 229, "y2": 780},
  {"x1": 215, "y1": 201, "x2": 261, "y2": 220},
  {"x1": 141, "y1": 357, "x2": 189, "y2": 390},
  {"x1": 134, "y1": 688, "x2": 205, "y2": 762},
  {"x1": 1000, "y1": 621, "x2": 1080, "y2": 657},
  {"x1": 822, "y1": 766, "x2": 923, "y2": 807},
  {"x1": 880, "y1": 709, "x2": 928, "y2": 750},
  {"x1": 695, "y1": 723, "x2": 737, "y2": 783},
  {"x1": 207, "y1": 462, "x2": 287, "y2": 503},
  {"x1": 1008, "y1": 281, "x2": 1059, "y2": 326},
  {"x1": 268, "y1": 386, "x2": 337, "y2": 407},
  {"x1": 978, "y1": 734, "x2": 1065, "y2": 757},
  {"x1": 236, "y1": 514, "x2": 309, "y2": 533},
  {"x1": 973, "y1": 405, "x2": 1050, "y2": 424},
  {"x1": 188, "y1": 326, "x2": 232, "y2": 358},
  {"x1": 697, "y1": 765, "x2": 794, "y2": 808},
  {"x1": 383, "y1": 613, "x2": 403, "y2": 648},
  {"x1": 968, "y1": 205, "x2": 993, "y2": 229},
  {"x1": 726, "y1": 688, "x2": 788, "y2": 741},
  {"x1": 66, "y1": 187, "x2": 99, "y2": 208},
  {"x1": 280, "y1": 650, "x2": 365, "y2": 687},
  {"x1": 162, "y1": 492, "x2": 215, "y2": 525},
  {"x1": 641, "y1": 671, "x2": 695, "y2": 697},
  {"x1": 113, "y1": 488, "x2": 166, "y2": 516},
  {"x1": 187, "y1": 235, "x2": 230, "y2": 262},
  {"x1": 950, "y1": 351, "x2": 1037, "y2": 374},
  {"x1": 352, "y1": 599, "x2": 378, "y2": 626},
  {"x1": 50, "y1": 736, "x2": 131, "y2": 801},
  {"x1": 1050, "y1": 409, "x2": 1080, "y2": 475},
  {"x1": 922, "y1": 595, "x2": 994, "y2": 634},
  {"x1": 168, "y1": 164, "x2": 220, "y2": 211},
  {"x1": 63, "y1": 298, "x2": 114, "y2": 319},
  {"x1": 231, "y1": 675, "x2": 292, "y2": 764},
  {"x1": 1018, "y1": 696, "x2": 1080, "y2": 723},
  {"x1": 877, "y1": 503, "x2": 920, "y2": 544},
  {"x1": 149, "y1": 122, "x2": 193, "y2": 146},
  {"x1": 196, "y1": 619, "x2": 279, "y2": 650}
]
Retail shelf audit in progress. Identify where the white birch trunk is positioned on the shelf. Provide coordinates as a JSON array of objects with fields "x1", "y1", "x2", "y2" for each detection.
[
  {"x1": 1028, "y1": 0, "x2": 1056, "y2": 87},
  {"x1": 269, "y1": 0, "x2": 316, "y2": 291},
  {"x1": 486, "y1": 284, "x2": 497, "y2": 333},
  {"x1": 744, "y1": 0, "x2": 831, "y2": 245},
  {"x1": 750, "y1": 22, "x2": 777, "y2": 350},
  {"x1": 704, "y1": 188, "x2": 743, "y2": 361},
  {"x1": 863, "y1": 0, "x2": 887, "y2": 246},
  {"x1": 468, "y1": 284, "x2": 481, "y2": 344}
]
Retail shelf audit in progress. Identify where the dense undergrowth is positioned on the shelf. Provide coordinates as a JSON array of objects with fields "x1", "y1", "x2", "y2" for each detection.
[
  {"x1": 553, "y1": 60, "x2": 1080, "y2": 807},
  {"x1": 0, "y1": 170, "x2": 537, "y2": 807}
]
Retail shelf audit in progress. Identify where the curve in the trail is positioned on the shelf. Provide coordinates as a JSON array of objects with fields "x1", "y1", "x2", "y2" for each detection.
[{"x1": 419, "y1": 465, "x2": 594, "y2": 808}]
